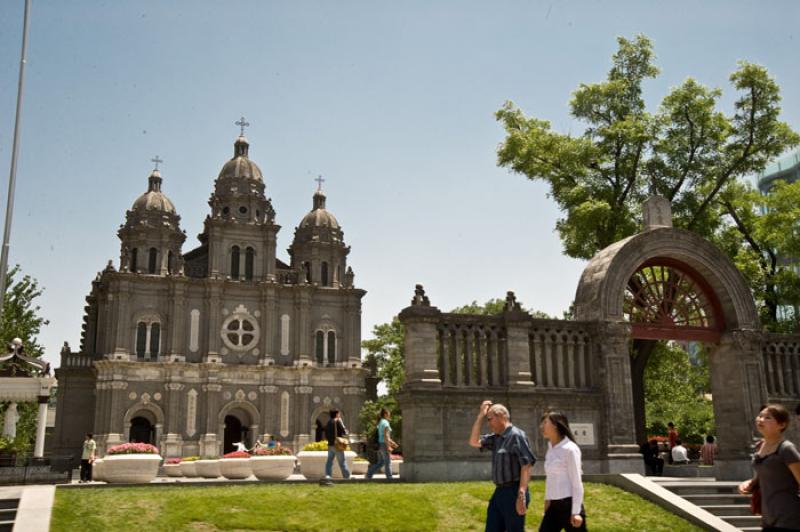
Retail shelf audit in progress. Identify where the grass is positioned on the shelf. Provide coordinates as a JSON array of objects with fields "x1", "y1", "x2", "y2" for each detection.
[{"x1": 51, "y1": 481, "x2": 702, "y2": 531}]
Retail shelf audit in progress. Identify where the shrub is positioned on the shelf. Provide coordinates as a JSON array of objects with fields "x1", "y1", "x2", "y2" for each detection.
[
  {"x1": 181, "y1": 456, "x2": 200, "y2": 462},
  {"x1": 107, "y1": 443, "x2": 159, "y2": 455},
  {"x1": 222, "y1": 451, "x2": 250, "y2": 459},
  {"x1": 302, "y1": 441, "x2": 329, "y2": 452},
  {"x1": 252, "y1": 447, "x2": 293, "y2": 456}
]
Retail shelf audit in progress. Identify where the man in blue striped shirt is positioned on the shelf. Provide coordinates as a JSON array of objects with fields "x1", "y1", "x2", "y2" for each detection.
[{"x1": 469, "y1": 400, "x2": 536, "y2": 532}]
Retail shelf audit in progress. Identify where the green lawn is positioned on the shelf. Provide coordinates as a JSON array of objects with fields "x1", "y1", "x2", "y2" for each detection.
[{"x1": 51, "y1": 481, "x2": 701, "y2": 531}]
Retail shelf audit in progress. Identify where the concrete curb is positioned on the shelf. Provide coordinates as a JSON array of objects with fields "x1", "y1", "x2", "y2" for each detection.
[
  {"x1": 585, "y1": 474, "x2": 739, "y2": 532},
  {"x1": 12, "y1": 485, "x2": 55, "y2": 532}
]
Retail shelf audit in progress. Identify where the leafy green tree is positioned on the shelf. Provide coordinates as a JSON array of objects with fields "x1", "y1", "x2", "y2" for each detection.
[
  {"x1": 0, "y1": 266, "x2": 49, "y2": 458},
  {"x1": 644, "y1": 342, "x2": 714, "y2": 445},
  {"x1": 496, "y1": 34, "x2": 799, "y2": 261}
]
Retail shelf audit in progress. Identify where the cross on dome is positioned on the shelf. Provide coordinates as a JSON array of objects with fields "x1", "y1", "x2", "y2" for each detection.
[
  {"x1": 151, "y1": 155, "x2": 163, "y2": 171},
  {"x1": 315, "y1": 175, "x2": 325, "y2": 191},
  {"x1": 235, "y1": 116, "x2": 250, "y2": 136}
]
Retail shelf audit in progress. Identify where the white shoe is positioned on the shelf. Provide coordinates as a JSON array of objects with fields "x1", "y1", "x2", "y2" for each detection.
[{"x1": 324, "y1": 475, "x2": 332, "y2": 479}]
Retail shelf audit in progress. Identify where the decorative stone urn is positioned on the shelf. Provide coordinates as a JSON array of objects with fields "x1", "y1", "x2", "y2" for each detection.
[
  {"x1": 250, "y1": 455, "x2": 296, "y2": 481},
  {"x1": 91, "y1": 458, "x2": 105, "y2": 482},
  {"x1": 102, "y1": 454, "x2": 162, "y2": 484},
  {"x1": 350, "y1": 459, "x2": 368, "y2": 476},
  {"x1": 164, "y1": 463, "x2": 183, "y2": 477},
  {"x1": 219, "y1": 458, "x2": 252, "y2": 479},
  {"x1": 297, "y1": 450, "x2": 356, "y2": 480},
  {"x1": 179, "y1": 460, "x2": 198, "y2": 477},
  {"x1": 195, "y1": 459, "x2": 221, "y2": 479}
]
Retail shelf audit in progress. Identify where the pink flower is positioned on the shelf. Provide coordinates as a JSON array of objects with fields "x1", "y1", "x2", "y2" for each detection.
[
  {"x1": 165, "y1": 458, "x2": 182, "y2": 464},
  {"x1": 222, "y1": 451, "x2": 250, "y2": 459},
  {"x1": 252, "y1": 448, "x2": 293, "y2": 456},
  {"x1": 107, "y1": 442, "x2": 160, "y2": 455}
]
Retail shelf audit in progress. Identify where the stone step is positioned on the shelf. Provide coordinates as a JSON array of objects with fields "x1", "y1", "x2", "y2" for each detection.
[
  {"x1": 699, "y1": 504, "x2": 753, "y2": 517},
  {"x1": 0, "y1": 500, "x2": 17, "y2": 510},
  {"x1": 682, "y1": 493, "x2": 751, "y2": 506},
  {"x1": 720, "y1": 515, "x2": 761, "y2": 528},
  {"x1": 0, "y1": 520, "x2": 15, "y2": 532},
  {"x1": 659, "y1": 482, "x2": 742, "y2": 494}
]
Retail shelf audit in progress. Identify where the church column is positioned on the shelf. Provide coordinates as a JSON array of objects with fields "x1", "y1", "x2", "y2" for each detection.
[
  {"x1": 259, "y1": 384, "x2": 278, "y2": 439},
  {"x1": 169, "y1": 280, "x2": 187, "y2": 362},
  {"x1": 111, "y1": 280, "x2": 132, "y2": 360},
  {"x1": 201, "y1": 382, "x2": 222, "y2": 456},
  {"x1": 295, "y1": 287, "x2": 313, "y2": 365},
  {"x1": 260, "y1": 286, "x2": 277, "y2": 365},
  {"x1": 346, "y1": 300, "x2": 361, "y2": 366},
  {"x1": 106, "y1": 380, "x2": 128, "y2": 447},
  {"x1": 204, "y1": 282, "x2": 222, "y2": 363},
  {"x1": 264, "y1": 226, "x2": 278, "y2": 282},
  {"x1": 163, "y1": 381, "x2": 184, "y2": 457},
  {"x1": 293, "y1": 384, "x2": 313, "y2": 440},
  {"x1": 33, "y1": 394, "x2": 49, "y2": 458}
]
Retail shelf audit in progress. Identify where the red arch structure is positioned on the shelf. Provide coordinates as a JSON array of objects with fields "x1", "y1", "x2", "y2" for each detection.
[{"x1": 623, "y1": 257, "x2": 725, "y2": 342}]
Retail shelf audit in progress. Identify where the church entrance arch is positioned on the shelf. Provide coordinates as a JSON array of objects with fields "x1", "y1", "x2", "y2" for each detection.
[
  {"x1": 223, "y1": 415, "x2": 246, "y2": 454},
  {"x1": 219, "y1": 401, "x2": 260, "y2": 454},
  {"x1": 314, "y1": 411, "x2": 331, "y2": 442},
  {"x1": 574, "y1": 210, "x2": 767, "y2": 479},
  {"x1": 129, "y1": 415, "x2": 155, "y2": 444}
]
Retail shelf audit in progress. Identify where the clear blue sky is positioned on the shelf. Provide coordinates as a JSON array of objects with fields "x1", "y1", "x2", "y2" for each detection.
[{"x1": 1, "y1": 1, "x2": 798, "y2": 368}]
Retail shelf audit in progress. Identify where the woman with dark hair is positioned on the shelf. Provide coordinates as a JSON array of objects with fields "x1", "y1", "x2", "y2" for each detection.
[
  {"x1": 738, "y1": 403, "x2": 800, "y2": 530},
  {"x1": 539, "y1": 412, "x2": 586, "y2": 531}
]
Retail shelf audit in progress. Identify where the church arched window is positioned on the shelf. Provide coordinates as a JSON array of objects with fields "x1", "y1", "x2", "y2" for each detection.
[
  {"x1": 231, "y1": 246, "x2": 240, "y2": 280},
  {"x1": 321, "y1": 262, "x2": 329, "y2": 287},
  {"x1": 148, "y1": 248, "x2": 158, "y2": 274},
  {"x1": 135, "y1": 317, "x2": 161, "y2": 360},
  {"x1": 130, "y1": 248, "x2": 138, "y2": 273},
  {"x1": 327, "y1": 331, "x2": 336, "y2": 364},
  {"x1": 315, "y1": 331, "x2": 325, "y2": 365},
  {"x1": 245, "y1": 247, "x2": 254, "y2": 281},
  {"x1": 167, "y1": 251, "x2": 174, "y2": 275},
  {"x1": 303, "y1": 262, "x2": 311, "y2": 283}
]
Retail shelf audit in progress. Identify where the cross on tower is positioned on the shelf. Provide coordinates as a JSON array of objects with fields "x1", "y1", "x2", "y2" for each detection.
[
  {"x1": 315, "y1": 175, "x2": 325, "y2": 191},
  {"x1": 235, "y1": 116, "x2": 250, "y2": 136},
  {"x1": 151, "y1": 155, "x2": 163, "y2": 171}
]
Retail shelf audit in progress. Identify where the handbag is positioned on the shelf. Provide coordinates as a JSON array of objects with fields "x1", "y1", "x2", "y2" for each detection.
[{"x1": 334, "y1": 420, "x2": 348, "y2": 451}]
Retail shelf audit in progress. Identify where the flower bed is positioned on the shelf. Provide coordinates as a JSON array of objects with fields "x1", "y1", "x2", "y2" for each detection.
[
  {"x1": 220, "y1": 451, "x2": 252, "y2": 479},
  {"x1": 195, "y1": 457, "x2": 221, "y2": 479},
  {"x1": 102, "y1": 444, "x2": 162, "y2": 483},
  {"x1": 164, "y1": 457, "x2": 183, "y2": 477},
  {"x1": 179, "y1": 456, "x2": 199, "y2": 477},
  {"x1": 250, "y1": 448, "x2": 296, "y2": 481}
]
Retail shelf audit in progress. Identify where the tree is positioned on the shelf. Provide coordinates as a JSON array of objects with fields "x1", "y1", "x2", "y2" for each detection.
[
  {"x1": 496, "y1": 34, "x2": 800, "y2": 443},
  {"x1": 0, "y1": 266, "x2": 49, "y2": 458},
  {"x1": 496, "y1": 34, "x2": 799, "y2": 261},
  {"x1": 644, "y1": 342, "x2": 714, "y2": 445}
]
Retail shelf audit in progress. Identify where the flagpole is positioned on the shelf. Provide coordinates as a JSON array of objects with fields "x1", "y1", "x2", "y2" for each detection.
[{"x1": 0, "y1": 0, "x2": 32, "y2": 320}]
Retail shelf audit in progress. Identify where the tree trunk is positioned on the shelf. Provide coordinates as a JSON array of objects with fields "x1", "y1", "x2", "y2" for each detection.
[{"x1": 631, "y1": 339, "x2": 658, "y2": 444}]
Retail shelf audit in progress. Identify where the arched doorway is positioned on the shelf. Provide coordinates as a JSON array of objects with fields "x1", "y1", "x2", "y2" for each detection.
[
  {"x1": 574, "y1": 214, "x2": 766, "y2": 479},
  {"x1": 314, "y1": 411, "x2": 331, "y2": 442},
  {"x1": 223, "y1": 414, "x2": 250, "y2": 454},
  {"x1": 623, "y1": 258, "x2": 724, "y2": 445},
  {"x1": 129, "y1": 416, "x2": 155, "y2": 444}
]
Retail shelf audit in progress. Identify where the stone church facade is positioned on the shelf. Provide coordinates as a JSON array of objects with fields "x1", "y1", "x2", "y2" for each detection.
[{"x1": 51, "y1": 131, "x2": 367, "y2": 459}]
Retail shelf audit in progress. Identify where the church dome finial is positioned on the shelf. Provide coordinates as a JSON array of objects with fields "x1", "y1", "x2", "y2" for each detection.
[{"x1": 132, "y1": 159, "x2": 176, "y2": 214}]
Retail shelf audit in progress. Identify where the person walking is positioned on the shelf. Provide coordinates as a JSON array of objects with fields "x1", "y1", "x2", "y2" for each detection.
[
  {"x1": 700, "y1": 435, "x2": 717, "y2": 466},
  {"x1": 366, "y1": 408, "x2": 398, "y2": 479},
  {"x1": 667, "y1": 422, "x2": 679, "y2": 464},
  {"x1": 324, "y1": 409, "x2": 351, "y2": 479},
  {"x1": 539, "y1": 411, "x2": 586, "y2": 532},
  {"x1": 469, "y1": 400, "x2": 536, "y2": 532},
  {"x1": 738, "y1": 403, "x2": 800, "y2": 530},
  {"x1": 79, "y1": 433, "x2": 96, "y2": 483}
]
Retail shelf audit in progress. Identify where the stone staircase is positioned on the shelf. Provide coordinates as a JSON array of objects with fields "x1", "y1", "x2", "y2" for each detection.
[
  {"x1": 0, "y1": 497, "x2": 18, "y2": 532},
  {"x1": 651, "y1": 477, "x2": 759, "y2": 531}
]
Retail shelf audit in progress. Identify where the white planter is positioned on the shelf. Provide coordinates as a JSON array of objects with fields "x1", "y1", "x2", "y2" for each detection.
[
  {"x1": 195, "y1": 459, "x2": 221, "y2": 479},
  {"x1": 219, "y1": 458, "x2": 252, "y2": 480},
  {"x1": 297, "y1": 450, "x2": 356, "y2": 480},
  {"x1": 179, "y1": 461, "x2": 198, "y2": 477},
  {"x1": 103, "y1": 454, "x2": 162, "y2": 484},
  {"x1": 351, "y1": 460, "x2": 369, "y2": 475},
  {"x1": 250, "y1": 455, "x2": 296, "y2": 481},
  {"x1": 392, "y1": 459, "x2": 402, "y2": 476},
  {"x1": 164, "y1": 464, "x2": 183, "y2": 477},
  {"x1": 91, "y1": 458, "x2": 105, "y2": 482}
]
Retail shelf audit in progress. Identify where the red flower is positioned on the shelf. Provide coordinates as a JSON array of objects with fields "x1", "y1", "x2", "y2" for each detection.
[
  {"x1": 107, "y1": 442, "x2": 159, "y2": 455},
  {"x1": 223, "y1": 451, "x2": 251, "y2": 459}
]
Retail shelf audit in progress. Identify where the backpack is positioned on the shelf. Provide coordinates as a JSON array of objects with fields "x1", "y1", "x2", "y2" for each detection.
[{"x1": 365, "y1": 427, "x2": 380, "y2": 464}]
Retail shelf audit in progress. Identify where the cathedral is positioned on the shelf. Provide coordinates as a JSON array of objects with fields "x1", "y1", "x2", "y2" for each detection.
[{"x1": 50, "y1": 124, "x2": 367, "y2": 458}]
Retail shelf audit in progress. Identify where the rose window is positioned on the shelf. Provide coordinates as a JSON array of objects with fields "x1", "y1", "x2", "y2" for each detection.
[{"x1": 220, "y1": 311, "x2": 260, "y2": 351}]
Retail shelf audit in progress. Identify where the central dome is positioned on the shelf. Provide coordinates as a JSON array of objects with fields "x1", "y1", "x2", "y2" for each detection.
[
  {"x1": 217, "y1": 135, "x2": 263, "y2": 181},
  {"x1": 300, "y1": 191, "x2": 340, "y2": 229}
]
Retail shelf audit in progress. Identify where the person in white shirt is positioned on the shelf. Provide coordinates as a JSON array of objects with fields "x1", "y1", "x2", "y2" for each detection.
[
  {"x1": 540, "y1": 411, "x2": 586, "y2": 531},
  {"x1": 671, "y1": 440, "x2": 689, "y2": 464}
]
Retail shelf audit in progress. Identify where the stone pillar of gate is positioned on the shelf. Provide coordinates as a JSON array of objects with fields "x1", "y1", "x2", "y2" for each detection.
[
  {"x1": 596, "y1": 321, "x2": 643, "y2": 473},
  {"x1": 711, "y1": 330, "x2": 767, "y2": 480},
  {"x1": 502, "y1": 291, "x2": 534, "y2": 388},
  {"x1": 398, "y1": 285, "x2": 442, "y2": 389}
]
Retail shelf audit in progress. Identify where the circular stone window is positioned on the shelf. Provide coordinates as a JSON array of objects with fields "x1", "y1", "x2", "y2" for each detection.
[
  {"x1": 222, "y1": 206, "x2": 230, "y2": 215},
  {"x1": 220, "y1": 312, "x2": 260, "y2": 351},
  {"x1": 239, "y1": 206, "x2": 248, "y2": 215}
]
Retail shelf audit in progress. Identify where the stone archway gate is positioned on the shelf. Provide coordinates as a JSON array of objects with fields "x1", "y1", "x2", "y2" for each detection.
[{"x1": 398, "y1": 198, "x2": 799, "y2": 482}]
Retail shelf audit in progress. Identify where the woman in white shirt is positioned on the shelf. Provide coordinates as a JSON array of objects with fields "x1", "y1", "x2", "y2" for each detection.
[{"x1": 540, "y1": 411, "x2": 586, "y2": 531}]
